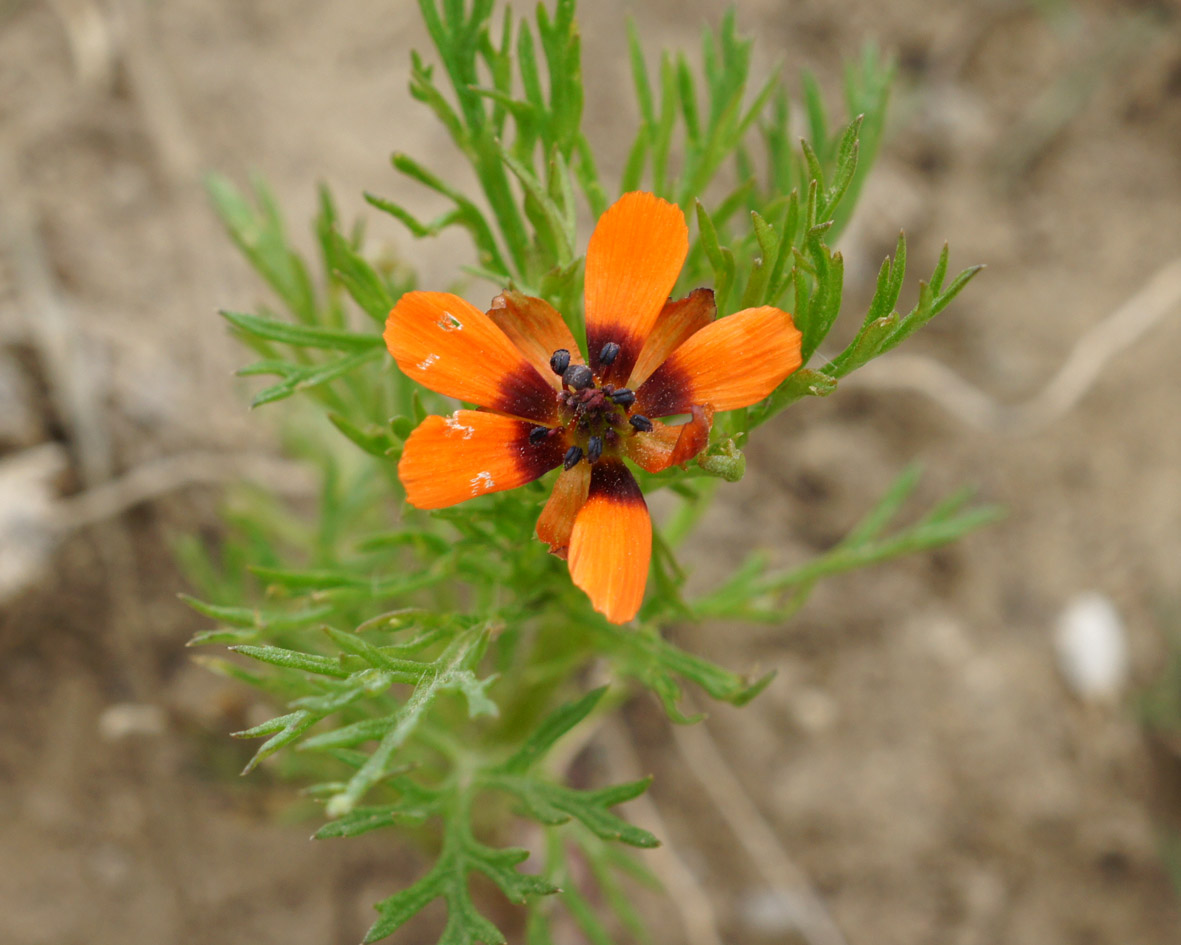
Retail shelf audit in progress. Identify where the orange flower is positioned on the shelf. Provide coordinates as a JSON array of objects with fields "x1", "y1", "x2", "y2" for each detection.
[{"x1": 384, "y1": 191, "x2": 802, "y2": 623}]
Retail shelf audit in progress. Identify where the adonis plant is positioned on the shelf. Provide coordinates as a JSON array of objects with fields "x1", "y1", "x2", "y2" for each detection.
[
  {"x1": 185, "y1": 1, "x2": 995, "y2": 942},
  {"x1": 390, "y1": 191, "x2": 803, "y2": 623}
]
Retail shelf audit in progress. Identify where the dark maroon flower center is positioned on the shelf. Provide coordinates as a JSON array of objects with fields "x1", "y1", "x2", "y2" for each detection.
[{"x1": 529, "y1": 345, "x2": 652, "y2": 467}]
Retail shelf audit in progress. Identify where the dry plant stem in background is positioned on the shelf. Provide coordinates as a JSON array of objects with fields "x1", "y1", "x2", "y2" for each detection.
[
  {"x1": 670, "y1": 709, "x2": 849, "y2": 945},
  {"x1": 54, "y1": 451, "x2": 314, "y2": 533},
  {"x1": 847, "y1": 257, "x2": 1181, "y2": 433},
  {"x1": 598, "y1": 720, "x2": 726, "y2": 945},
  {"x1": 187, "y1": 2, "x2": 993, "y2": 942},
  {"x1": 1, "y1": 165, "x2": 113, "y2": 488},
  {"x1": 2, "y1": 149, "x2": 206, "y2": 941}
]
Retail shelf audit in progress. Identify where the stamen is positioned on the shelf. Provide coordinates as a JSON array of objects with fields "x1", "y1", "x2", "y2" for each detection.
[
  {"x1": 563, "y1": 364, "x2": 594, "y2": 391},
  {"x1": 549, "y1": 348, "x2": 571, "y2": 376},
  {"x1": 587, "y1": 436, "x2": 603, "y2": 464},
  {"x1": 599, "y1": 341, "x2": 621, "y2": 366},
  {"x1": 609, "y1": 388, "x2": 635, "y2": 406},
  {"x1": 629, "y1": 414, "x2": 653, "y2": 432},
  {"x1": 563, "y1": 445, "x2": 584, "y2": 469},
  {"x1": 528, "y1": 425, "x2": 550, "y2": 445}
]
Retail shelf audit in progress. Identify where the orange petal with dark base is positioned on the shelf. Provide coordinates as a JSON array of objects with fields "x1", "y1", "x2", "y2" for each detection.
[
  {"x1": 584, "y1": 192, "x2": 688, "y2": 384},
  {"x1": 627, "y1": 288, "x2": 716, "y2": 389},
  {"x1": 568, "y1": 460, "x2": 651, "y2": 624},
  {"x1": 488, "y1": 291, "x2": 584, "y2": 391},
  {"x1": 634, "y1": 306, "x2": 802, "y2": 417},
  {"x1": 385, "y1": 291, "x2": 558, "y2": 424},
  {"x1": 536, "y1": 463, "x2": 591, "y2": 559},
  {"x1": 623, "y1": 405, "x2": 714, "y2": 473},
  {"x1": 398, "y1": 411, "x2": 566, "y2": 510}
]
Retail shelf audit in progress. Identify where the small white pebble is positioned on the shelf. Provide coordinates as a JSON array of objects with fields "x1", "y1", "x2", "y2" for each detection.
[
  {"x1": 788, "y1": 687, "x2": 839, "y2": 735},
  {"x1": 1054, "y1": 592, "x2": 1128, "y2": 703},
  {"x1": 737, "y1": 889, "x2": 810, "y2": 934},
  {"x1": 0, "y1": 445, "x2": 64, "y2": 604},
  {"x1": 98, "y1": 703, "x2": 167, "y2": 740}
]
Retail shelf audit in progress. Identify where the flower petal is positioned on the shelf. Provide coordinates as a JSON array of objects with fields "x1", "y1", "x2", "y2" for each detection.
[
  {"x1": 488, "y1": 291, "x2": 584, "y2": 391},
  {"x1": 398, "y1": 411, "x2": 567, "y2": 509},
  {"x1": 536, "y1": 463, "x2": 591, "y2": 559},
  {"x1": 385, "y1": 291, "x2": 558, "y2": 423},
  {"x1": 567, "y1": 459, "x2": 651, "y2": 624},
  {"x1": 627, "y1": 288, "x2": 715, "y2": 388},
  {"x1": 584, "y1": 192, "x2": 688, "y2": 384},
  {"x1": 633, "y1": 306, "x2": 802, "y2": 417},
  {"x1": 622, "y1": 405, "x2": 714, "y2": 473}
]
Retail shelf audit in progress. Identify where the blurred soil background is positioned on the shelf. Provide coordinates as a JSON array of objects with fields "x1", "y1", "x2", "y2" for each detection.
[{"x1": 2, "y1": 0, "x2": 1181, "y2": 943}]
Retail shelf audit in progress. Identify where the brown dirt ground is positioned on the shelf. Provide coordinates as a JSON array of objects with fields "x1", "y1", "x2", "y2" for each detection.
[{"x1": 2, "y1": 1, "x2": 1181, "y2": 943}]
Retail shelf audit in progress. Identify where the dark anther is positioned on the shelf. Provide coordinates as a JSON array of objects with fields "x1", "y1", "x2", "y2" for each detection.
[
  {"x1": 528, "y1": 425, "x2": 549, "y2": 445},
  {"x1": 629, "y1": 414, "x2": 653, "y2": 433},
  {"x1": 563, "y1": 445, "x2": 584, "y2": 470},
  {"x1": 549, "y1": 348, "x2": 571, "y2": 376},
  {"x1": 609, "y1": 388, "x2": 635, "y2": 406},
  {"x1": 587, "y1": 436, "x2": 603, "y2": 464},
  {"x1": 598, "y1": 341, "x2": 621, "y2": 366},
  {"x1": 563, "y1": 364, "x2": 594, "y2": 390}
]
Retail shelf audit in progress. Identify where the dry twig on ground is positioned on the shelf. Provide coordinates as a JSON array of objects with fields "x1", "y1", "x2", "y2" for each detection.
[{"x1": 844, "y1": 257, "x2": 1181, "y2": 434}]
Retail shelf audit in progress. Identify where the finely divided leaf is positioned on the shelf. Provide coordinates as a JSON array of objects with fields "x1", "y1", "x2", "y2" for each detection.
[
  {"x1": 490, "y1": 776, "x2": 658, "y2": 848},
  {"x1": 499, "y1": 687, "x2": 607, "y2": 775}
]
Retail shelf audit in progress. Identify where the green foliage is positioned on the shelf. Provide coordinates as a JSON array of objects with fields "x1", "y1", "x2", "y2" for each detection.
[
  {"x1": 1160, "y1": 827, "x2": 1181, "y2": 904},
  {"x1": 362, "y1": 783, "x2": 557, "y2": 945},
  {"x1": 693, "y1": 465, "x2": 1003, "y2": 623},
  {"x1": 1137, "y1": 631, "x2": 1181, "y2": 738},
  {"x1": 194, "y1": 2, "x2": 993, "y2": 942},
  {"x1": 1136, "y1": 627, "x2": 1181, "y2": 905}
]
